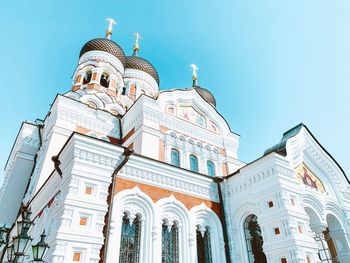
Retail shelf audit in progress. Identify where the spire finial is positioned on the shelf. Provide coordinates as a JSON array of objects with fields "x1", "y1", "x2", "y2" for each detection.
[
  {"x1": 133, "y1": 33, "x2": 143, "y2": 57},
  {"x1": 190, "y1": 64, "x2": 198, "y2": 86},
  {"x1": 105, "y1": 18, "x2": 117, "y2": 39}
]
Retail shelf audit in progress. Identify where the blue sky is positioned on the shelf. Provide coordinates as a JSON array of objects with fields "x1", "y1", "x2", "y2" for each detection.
[{"x1": 0, "y1": 0, "x2": 349, "y2": 185}]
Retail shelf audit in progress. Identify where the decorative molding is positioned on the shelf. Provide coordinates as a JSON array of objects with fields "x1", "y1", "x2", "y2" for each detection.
[
  {"x1": 123, "y1": 104, "x2": 238, "y2": 156},
  {"x1": 225, "y1": 165, "x2": 276, "y2": 197},
  {"x1": 23, "y1": 139, "x2": 48, "y2": 203},
  {"x1": 120, "y1": 164, "x2": 219, "y2": 202},
  {"x1": 44, "y1": 95, "x2": 121, "y2": 140},
  {"x1": 22, "y1": 135, "x2": 41, "y2": 148},
  {"x1": 73, "y1": 148, "x2": 119, "y2": 169},
  {"x1": 124, "y1": 68, "x2": 159, "y2": 93},
  {"x1": 78, "y1": 51, "x2": 125, "y2": 75}
]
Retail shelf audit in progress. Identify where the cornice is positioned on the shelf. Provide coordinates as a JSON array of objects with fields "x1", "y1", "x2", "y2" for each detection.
[
  {"x1": 224, "y1": 154, "x2": 293, "y2": 199},
  {"x1": 44, "y1": 95, "x2": 120, "y2": 139},
  {"x1": 78, "y1": 51, "x2": 125, "y2": 75},
  {"x1": 123, "y1": 104, "x2": 238, "y2": 152},
  {"x1": 119, "y1": 157, "x2": 219, "y2": 202},
  {"x1": 124, "y1": 68, "x2": 159, "y2": 93}
]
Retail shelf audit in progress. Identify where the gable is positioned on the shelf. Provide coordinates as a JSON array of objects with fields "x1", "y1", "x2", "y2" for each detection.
[
  {"x1": 165, "y1": 103, "x2": 220, "y2": 134},
  {"x1": 265, "y1": 123, "x2": 349, "y2": 195},
  {"x1": 157, "y1": 89, "x2": 235, "y2": 137}
]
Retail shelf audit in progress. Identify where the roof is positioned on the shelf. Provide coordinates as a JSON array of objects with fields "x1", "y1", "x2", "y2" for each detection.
[
  {"x1": 193, "y1": 85, "x2": 216, "y2": 107},
  {"x1": 79, "y1": 38, "x2": 126, "y2": 67},
  {"x1": 264, "y1": 123, "x2": 304, "y2": 156},
  {"x1": 126, "y1": 56, "x2": 160, "y2": 85}
]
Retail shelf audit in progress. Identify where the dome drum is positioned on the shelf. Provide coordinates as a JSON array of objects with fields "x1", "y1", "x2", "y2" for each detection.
[{"x1": 125, "y1": 56, "x2": 160, "y2": 85}]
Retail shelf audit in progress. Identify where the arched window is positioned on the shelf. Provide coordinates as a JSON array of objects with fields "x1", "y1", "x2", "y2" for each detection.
[
  {"x1": 207, "y1": 161, "x2": 215, "y2": 177},
  {"x1": 129, "y1": 84, "x2": 136, "y2": 100},
  {"x1": 162, "y1": 221, "x2": 179, "y2": 263},
  {"x1": 119, "y1": 213, "x2": 141, "y2": 263},
  {"x1": 83, "y1": 71, "x2": 92, "y2": 84},
  {"x1": 190, "y1": 155, "x2": 198, "y2": 172},
  {"x1": 171, "y1": 149, "x2": 180, "y2": 167},
  {"x1": 197, "y1": 226, "x2": 212, "y2": 263},
  {"x1": 87, "y1": 101, "x2": 97, "y2": 109},
  {"x1": 244, "y1": 215, "x2": 267, "y2": 263},
  {"x1": 100, "y1": 73, "x2": 110, "y2": 88},
  {"x1": 122, "y1": 87, "x2": 127, "y2": 95}
]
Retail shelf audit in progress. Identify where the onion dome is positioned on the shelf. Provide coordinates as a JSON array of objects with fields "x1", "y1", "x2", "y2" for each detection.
[
  {"x1": 79, "y1": 38, "x2": 126, "y2": 67},
  {"x1": 126, "y1": 56, "x2": 160, "y2": 85},
  {"x1": 190, "y1": 64, "x2": 216, "y2": 107},
  {"x1": 193, "y1": 85, "x2": 216, "y2": 107}
]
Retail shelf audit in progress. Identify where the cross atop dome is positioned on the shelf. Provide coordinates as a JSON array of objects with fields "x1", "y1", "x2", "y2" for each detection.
[
  {"x1": 190, "y1": 64, "x2": 198, "y2": 86},
  {"x1": 133, "y1": 33, "x2": 143, "y2": 57},
  {"x1": 105, "y1": 18, "x2": 117, "y2": 39}
]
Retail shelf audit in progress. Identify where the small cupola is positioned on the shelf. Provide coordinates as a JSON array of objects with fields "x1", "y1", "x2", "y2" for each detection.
[
  {"x1": 190, "y1": 64, "x2": 216, "y2": 107},
  {"x1": 124, "y1": 33, "x2": 160, "y2": 101}
]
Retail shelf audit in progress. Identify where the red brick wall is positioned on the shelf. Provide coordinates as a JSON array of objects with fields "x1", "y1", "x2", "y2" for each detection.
[{"x1": 114, "y1": 178, "x2": 222, "y2": 220}]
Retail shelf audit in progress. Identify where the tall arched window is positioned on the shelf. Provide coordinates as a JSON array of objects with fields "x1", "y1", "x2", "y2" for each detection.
[
  {"x1": 83, "y1": 71, "x2": 92, "y2": 84},
  {"x1": 119, "y1": 213, "x2": 141, "y2": 263},
  {"x1": 197, "y1": 226, "x2": 212, "y2": 263},
  {"x1": 171, "y1": 149, "x2": 180, "y2": 167},
  {"x1": 129, "y1": 84, "x2": 136, "y2": 100},
  {"x1": 100, "y1": 73, "x2": 110, "y2": 88},
  {"x1": 162, "y1": 221, "x2": 179, "y2": 263},
  {"x1": 207, "y1": 161, "x2": 215, "y2": 177},
  {"x1": 190, "y1": 155, "x2": 198, "y2": 172},
  {"x1": 122, "y1": 87, "x2": 127, "y2": 95},
  {"x1": 244, "y1": 215, "x2": 267, "y2": 263}
]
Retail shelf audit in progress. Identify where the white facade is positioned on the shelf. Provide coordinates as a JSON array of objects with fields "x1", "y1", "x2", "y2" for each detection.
[{"x1": 0, "y1": 31, "x2": 349, "y2": 263}]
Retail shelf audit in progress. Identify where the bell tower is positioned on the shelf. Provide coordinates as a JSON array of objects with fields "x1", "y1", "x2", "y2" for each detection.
[{"x1": 67, "y1": 18, "x2": 127, "y2": 115}]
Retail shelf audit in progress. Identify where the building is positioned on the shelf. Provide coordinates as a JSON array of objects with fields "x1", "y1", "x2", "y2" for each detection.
[{"x1": 0, "y1": 19, "x2": 350, "y2": 263}]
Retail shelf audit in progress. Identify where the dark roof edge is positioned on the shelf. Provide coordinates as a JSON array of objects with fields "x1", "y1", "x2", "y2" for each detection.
[{"x1": 263, "y1": 123, "x2": 304, "y2": 156}]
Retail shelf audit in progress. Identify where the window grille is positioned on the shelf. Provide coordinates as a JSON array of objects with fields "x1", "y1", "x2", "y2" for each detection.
[
  {"x1": 314, "y1": 231, "x2": 339, "y2": 263},
  {"x1": 119, "y1": 213, "x2": 141, "y2": 263},
  {"x1": 196, "y1": 226, "x2": 213, "y2": 263},
  {"x1": 162, "y1": 221, "x2": 179, "y2": 263},
  {"x1": 244, "y1": 215, "x2": 267, "y2": 263}
]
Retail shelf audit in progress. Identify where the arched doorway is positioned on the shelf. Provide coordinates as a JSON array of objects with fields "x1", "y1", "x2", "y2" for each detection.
[
  {"x1": 244, "y1": 214, "x2": 267, "y2": 263},
  {"x1": 325, "y1": 214, "x2": 350, "y2": 262},
  {"x1": 304, "y1": 207, "x2": 349, "y2": 262},
  {"x1": 304, "y1": 207, "x2": 334, "y2": 262}
]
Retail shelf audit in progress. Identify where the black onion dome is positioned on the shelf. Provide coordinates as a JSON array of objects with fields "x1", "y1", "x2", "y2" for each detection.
[
  {"x1": 79, "y1": 38, "x2": 126, "y2": 67},
  {"x1": 126, "y1": 56, "x2": 160, "y2": 85},
  {"x1": 193, "y1": 85, "x2": 216, "y2": 107}
]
